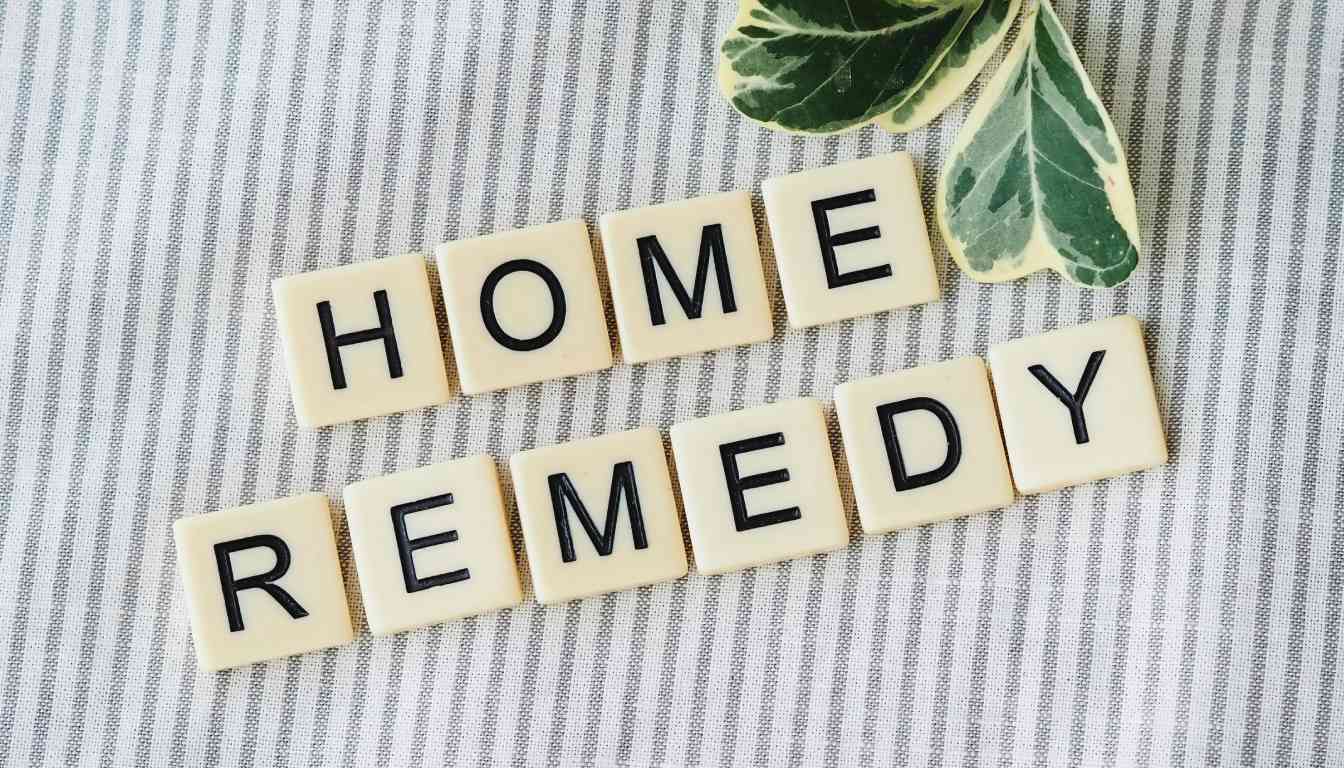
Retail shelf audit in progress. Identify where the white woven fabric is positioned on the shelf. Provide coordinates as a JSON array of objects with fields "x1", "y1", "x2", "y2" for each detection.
[{"x1": 1, "y1": 0, "x2": 1341, "y2": 765}]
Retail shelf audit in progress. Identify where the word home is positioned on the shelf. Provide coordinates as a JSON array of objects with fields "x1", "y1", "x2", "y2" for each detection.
[{"x1": 272, "y1": 152, "x2": 937, "y2": 428}]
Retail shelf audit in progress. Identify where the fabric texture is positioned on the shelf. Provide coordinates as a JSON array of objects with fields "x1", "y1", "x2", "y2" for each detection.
[{"x1": 1, "y1": 0, "x2": 1341, "y2": 765}]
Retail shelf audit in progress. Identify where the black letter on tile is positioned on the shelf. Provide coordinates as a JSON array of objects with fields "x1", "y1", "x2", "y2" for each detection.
[
  {"x1": 316, "y1": 289, "x2": 403, "y2": 390},
  {"x1": 480, "y1": 259, "x2": 567, "y2": 351},
  {"x1": 877, "y1": 397, "x2": 962, "y2": 491},
  {"x1": 811, "y1": 189, "x2": 890, "y2": 289},
  {"x1": 719, "y1": 433, "x2": 801, "y2": 531},
  {"x1": 637, "y1": 223, "x2": 737, "y2": 326},
  {"x1": 390, "y1": 492, "x2": 470, "y2": 593},
  {"x1": 549, "y1": 461, "x2": 648, "y2": 563},
  {"x1": 214, "y1": 535, "x2": 309, "y2": 633},
  {"x1": 1029, "y1": 350, "x2": 1107, "y2": 444}
]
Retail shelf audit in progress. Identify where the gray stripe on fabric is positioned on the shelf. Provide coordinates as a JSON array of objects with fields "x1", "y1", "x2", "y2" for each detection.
[
  {"x1": 888, "y1": 126, "x2": 942, "y2": 766},
  {"x1": 474, "y1": 13, "x2": 555, "y2": 768},
  {"x1": 88, "y1": 2, "x2": 187, "y2": 763},
  {"x1": 1075, "y1": 2, "x2": 1152, "y2": 763},
  {"x1": 402, "y1": 2, "x2": 481, "y2": 763},
  {"x1": 17, "y1": 0, "x2": 113, "y2": 763},
  {"x1": 960, "y1": 511, "x2": 1004, "y2": 767},
  {"x1": 15, "y1": 1, "x2": 111, "y2": 763},
  {"x1": 1025, "y1": 205, "x2": 1078, "y2": 768},
  {"x1": 1315, "y1": 439, "x2": 1344, "y2": 765},
  {"x1": 781, "y1": 135, "x2": 840, "y2": 768},
  {"x1": 319, "y1": 0, "x2": 395, "y2": 757},
  {"x1": 262, "y1": 3, "x2": 328, "y2": 764},
  {"x1": 924, "y1": 108, "x2": 988, "y2": 767},
  {"x1": 986, "y1": 281, "x2": 1036, "y2": 767},
  {"x1": 235, "y1": 4, "x2": 313, "y2": 763},
  {"x1": 302, "y1": 3, "x2": 387, "y2": 758},
  {"x1": 937, "y1": 186, "x2": 997, "y2": 767},
  {"x1": 153, "y1": 0, "x2": 252, "y2": 763},
  {"x1": 1029, "y1": 487, "x2": 1078, "y2": 768},
  {"x1": 1069, "y1": 492, "x2": 1121, "y2": 760},
  {"x1": 269, "y1": 0, "x2": 354, "y2": 760},
  {"x1": 821, "y1": 128, "x2": 874, "y2": 768},
  {"x1": 0, "y1": 0, "x2": 43, "y2": 364},
  {"x1": 890, "y1": 526, "x2": 934, "y2": 766},
  {"x1": 378, "y1": 5, "x2": 462, "y2": 768},
  {"x1": 311, "y1": 3, "x2": 386, "y2": 756},
  {"x1": 541, "y1": 4, "x2": 630, "y2": 762},
  {"x1": 581, "y1": 2, "x2": 659, "y2": 766},
  {"x1": 855, "y1": 137, "x2": 904, "y2": 768},
  {"x1": 683, "y1": 6, "x2": 747, "y2": 766},
  {"x1": 405, "y1": 0, "x2": 453, "y2": 253},
  {"x1": 1205, "y1": 2, "x2": 1286, "y2": 763},
  {"x1": 411, "y1": 3, "x2": 486, "y2": 763},
  {"x1": 749, "y1": 134, "x2": 806, "y2": 768},
  {"x1": 607, "y1": 7, "x2": 665, "y2": 763},
  {"x1": 961, "y1": 272, "x2": 1033, "y2": 766},
  {"x1": 491, "y1": 2, "x2": 587, "y2": 765},
  {"x1": 510, "y1": 6, "x2": 614, "y2": 768},
  {"x1": 1251, "y1": 4, "x2": 1327, "y2": 764},
  {"x1": 1129, "y1": 0, "x2": 1196, "y2": 760},
  {"x1": 475, "y1": 1, "x2": 560, "y2": 763},
  {"x1": 1309, "y1": 32, "x2": 1344, "y2": 766},
  {"x1": 644, "y1": 1, "x2": 711, "y2": 762},
  {"x1": 1236, "y1": 4, "x2": 1333, "y2": 763},
  {"x1": 206, "y1": 3, "x2": 289, "y2": 765},
  {"x1": 60, "y1": 2, "x2": 152, "y2": 763},
  {"x1": 1168, "y1": 0, "x2": 1241, "y2": 761},
  {"x1": 711, "y1": 83, "x2": 779, "y2": 768},
  {"x1": 0, "y1": 1, "x2": 82, "y2": 753}
]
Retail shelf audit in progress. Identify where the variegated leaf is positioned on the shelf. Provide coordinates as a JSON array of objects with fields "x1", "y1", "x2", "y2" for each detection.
[
  {"x1": 936, "y1": 0, "x2": 1140, "y2": 287},
  {"x1": 878, "y1": 0, "x2": 1021, "y2": 133},
  {"x1": 718, "y1": 0, "x2": 982, "y2": 134}
]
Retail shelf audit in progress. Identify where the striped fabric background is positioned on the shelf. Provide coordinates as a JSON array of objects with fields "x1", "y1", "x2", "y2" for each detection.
[{"x1": 0, "y1": 0, "x2": 1341, "y2": 765}]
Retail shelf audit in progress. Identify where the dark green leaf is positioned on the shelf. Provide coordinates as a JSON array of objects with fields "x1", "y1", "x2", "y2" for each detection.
[
  {"x1": 880, "y1": 0, "x2": 1021, "y2": 133},
  {"x1": 936, "y1": 0, "x2": 1140, "y2": 288},
  {"x1": 718, "y1": 0, "x2": 982, "y2": 134}
]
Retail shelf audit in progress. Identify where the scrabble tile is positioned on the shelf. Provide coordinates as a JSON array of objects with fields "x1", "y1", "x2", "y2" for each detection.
[
  {"x1": 343, "y1": 455, "x2": 523, "y2": 636},
  {"x1": 761, "y1": 152, "x2": 939, "y2": 328},
  {"x1": 510, "y1": 427, "x2": 688, "y2": 604},
  {"x1": 835, "y1": 356, "x2": 1015, "y2": 533},
  {"x1": 174, "y1": 493, "x2": 354, "y2": 671},
  {"x1": 599, "y1": 190, "x2": 773, "y2": 363},
  {"x1": 669, "y1": 398, "x2": 849, "y2": 576},
  {"x1": 435, "y1": 220, "x2": 614, "y2": 394},
  {"x1": 273, "y1": 253, "x2": 452, "y2": 428},
  {"x1": 988, "y1": 314, "x2": 1167, "y2": 494}
]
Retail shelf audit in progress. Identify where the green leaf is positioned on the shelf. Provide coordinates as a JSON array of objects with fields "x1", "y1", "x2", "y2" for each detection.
[
  {"x1": 936, "y1": 0, "x2": 1140, "y2": 287},
  {"x1": 878, "y1": 0, "x2": 1021, "y2": 133},
  {"x1": 718, "y1": 0, "x2": 983, "y2": 134}
]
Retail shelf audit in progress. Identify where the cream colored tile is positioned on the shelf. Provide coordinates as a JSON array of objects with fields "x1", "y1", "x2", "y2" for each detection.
[
  {"x1": 173, "y1": 493, "x2": 354, "y2": 671},
  {"x1": 988, "y1": 314, "x2": 1168, "y2": 494},
  {"x1": 669, "y1": 398, "x2": 849, "y2": 576},
  {"x1": 835, "y1": 356, "x2": 1014, "y2": 533},
  {"x1": 599, "y1": 190, "x2": 773, "y2": 364},
  {"x1": 343, "y1": 455, "x2": 523, "y2": 636},
  {"x1": 510, "y1": 427, "x2": 688, "y2": 604},
  {"x1": 273, "y1": 253, "x2": 452, "y2": 428},
  {"x1": 761, "y1": 152, "x2": 939, "y2": 328},
  {"x1": 435, "y1": 220, "x2": 613, "y2": 394}
]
